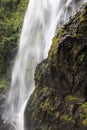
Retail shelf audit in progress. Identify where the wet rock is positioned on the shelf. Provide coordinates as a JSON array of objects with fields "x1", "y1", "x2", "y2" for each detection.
[{"x1": 25, "y1": 3, "x2": 87, "y2": 130}]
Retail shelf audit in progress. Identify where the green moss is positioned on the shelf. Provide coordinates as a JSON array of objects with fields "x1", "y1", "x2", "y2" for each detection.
[
  {"x1": 40, "y1": 98, "x2": 57, "y2": 111},
  {"x1": 79, "y1": 102, "x2": 87, "y2": 122},
  {"x1": 78, "y1": 52, "x2": 87, "y2": 63},
  {"x1": 32, "y1": 111, "x2": 35, "y2": 117},
  {"x1": 32, "y1": 89, "x2": 38, "y2": 103},
  {"x1": 48, "y1": 27, "x2": 64, "y2": 58},
  {"x1": 35, "y1": 73, "x2": 41, "y2": 81},
  {"x1": 57, "y1": 27, "x2": 65, "y2": 38},
  {"x1": 39, "y1": 87, "x2": 55, "y2": 97},
  {"x1": 55, "y1": 112, "x2": 60, "y2": 119},
  {"x1": 52, "y1": 37, "x2": 59, "y2": 45},
  {"x1": 82, "y1": 118, "x2": 87, "y2": 127},
  {"x1": 67, "y1": 95, "x2": 78, "y2": 101},
  {"x1": 82, "y1": 102, "x2": 87, "y2": 113},
  {"x1": 80, "y1": 113, "x2": 86, "y2": 119},
  {"x1": 72, "y1": 44, "x2": 81, "y2": 54},
  {"x1": 71, "y1": 30, "x2": 77, "y2": 37},
  {"x1": 41, "y1": 62, "x2": 48, "y2": 68},
  {"x1": 42, "y1": 87, "x2": 49, "y2": 92},
  {"x1": 41, "y1": 87, "x2": 52, "y2": 93},
  {"x1": 41, "y1": 99, "x2": 50, "y2": 108},
  {"x1": 61, "y1": 114, "x2": 75, "y2": 123},
  {"x1": 39, "y1": 87, "x2": 59, "y2": 112},
  {"x1": 80, "y1": 5, "x2": 87, "y2": 22},
  {"x1": 48, "y1": 38, "x2": 58, "y2": 57}
]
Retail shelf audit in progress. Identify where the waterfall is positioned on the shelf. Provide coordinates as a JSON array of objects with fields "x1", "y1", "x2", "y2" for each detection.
[{"x1": 3, "y1": 0, "x2": 87, "y2": 130}]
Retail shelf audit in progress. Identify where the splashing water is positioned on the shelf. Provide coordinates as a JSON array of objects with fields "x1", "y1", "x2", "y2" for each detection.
[{"x1": 3, "y1": 0, "x2": 87, "y2": 130}]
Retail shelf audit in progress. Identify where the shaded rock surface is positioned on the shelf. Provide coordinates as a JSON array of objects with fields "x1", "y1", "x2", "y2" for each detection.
[{"x1": 25, "y1": 3, "x2": 87, "y2": 130}]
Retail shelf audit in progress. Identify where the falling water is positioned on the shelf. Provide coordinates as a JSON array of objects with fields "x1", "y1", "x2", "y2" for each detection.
[{"x1": 3, "y1": 0, "x2": 87, "y2": 130}]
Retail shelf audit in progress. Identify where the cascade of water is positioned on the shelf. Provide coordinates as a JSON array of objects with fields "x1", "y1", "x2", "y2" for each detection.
[{"x1": 3, "y1": 0, "x2": 87, "y2": 130}]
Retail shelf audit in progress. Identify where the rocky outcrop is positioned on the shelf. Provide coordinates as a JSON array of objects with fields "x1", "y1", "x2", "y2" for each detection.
[{"x1": 25, "y1": 3, "x2": 87, "y2": 130}]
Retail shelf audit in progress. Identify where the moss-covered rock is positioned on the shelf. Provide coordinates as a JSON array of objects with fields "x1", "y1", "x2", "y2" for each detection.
[
  {"x1": 25, "y1": 86, "x2": 61, "y2": 130},
  {"x1": 25, "y1": 3, "x2": 87, "y2": 130}
]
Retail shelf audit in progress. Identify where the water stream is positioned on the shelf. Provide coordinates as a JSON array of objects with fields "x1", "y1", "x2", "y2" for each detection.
[{"x1": 3, "y1": 0, "x2": 87, "y2": 130}]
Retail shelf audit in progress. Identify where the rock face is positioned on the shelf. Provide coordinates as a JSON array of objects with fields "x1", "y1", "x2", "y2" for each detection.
[{"x1": 25, "y1": 4, "x2": 87, "y2": 130}]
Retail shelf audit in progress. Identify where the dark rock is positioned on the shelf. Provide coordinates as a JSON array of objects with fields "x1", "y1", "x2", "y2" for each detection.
[{"x1": 25, "y1": 3, "x2": 87, "y2": 130}]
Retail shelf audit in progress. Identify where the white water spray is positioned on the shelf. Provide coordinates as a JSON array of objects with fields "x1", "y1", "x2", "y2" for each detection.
[{"x1": 3, "y1": 0, "x2": 87, "y2": 130}]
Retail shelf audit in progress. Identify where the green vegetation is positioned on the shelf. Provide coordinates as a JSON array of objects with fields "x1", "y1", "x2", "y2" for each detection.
[
  {"x1": 82, "y1": 102, "x2": 87, "y2": 113},
  {"x1": 80, "y1": 4, "x2": 87, "y2": 22},
  {"x1": 80, "y1": 102, "x2": 87, "y2": 126},
  {"x1": 78, "y1": 52, "x2": 87, "y2": 64},
  {"x1": 30, "y1": 86, "x2": 61, "y2": 124},
  {"x1": 25, "y1": 3, "x2": 87, "y2": 130},
  {"x1": 82, "y1": 118, "x2": 87, "y2": 127},
  {"x1": 61, "y1": 114, "x2": 75, "y2": 123},
  {"x1": 0, "y1": 0, "x2": 29, "y2": 75},
  {"x1": 67, "y1": 95, "x2": 78, "y2": 101},
  {"x1": 55, "y1": 112, "x2": 60, "y2": 119},
  {"x1": 48, "y1": 27, "x2": 64, "y2": 58},
  {"x1": 40, "y1": 98, "x2": 57, "y2": 111}
]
